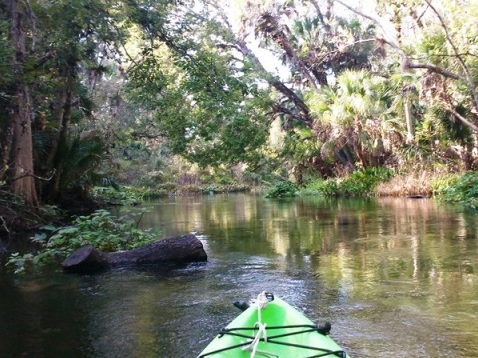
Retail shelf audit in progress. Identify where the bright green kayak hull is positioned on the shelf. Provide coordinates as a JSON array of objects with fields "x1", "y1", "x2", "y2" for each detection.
[{"x1": 198, "y1": 296, "x2": 350, "y2": 357}]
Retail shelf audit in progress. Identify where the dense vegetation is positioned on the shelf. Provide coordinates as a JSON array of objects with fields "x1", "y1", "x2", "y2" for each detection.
[
  {"x1": 7, "y1": 209, "x2": 158, "y2": 273},
  {"x1": 2, "y1": 0, "x2": 478, "y2": 233}
]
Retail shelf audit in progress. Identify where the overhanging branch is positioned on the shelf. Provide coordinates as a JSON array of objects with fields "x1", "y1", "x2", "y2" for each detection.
[
  {"x1": 443, "y1": 103, "x2": 478, "y2": 133},
  {"x1": 405, "y1": 62, "x2": 464, "y2": 81},
  {"x1": 273, "y1": 104, "x2": 312, "y2": 128},
  {"x1": 423, "y1": 0, "x2": 478, "y2": 109}
]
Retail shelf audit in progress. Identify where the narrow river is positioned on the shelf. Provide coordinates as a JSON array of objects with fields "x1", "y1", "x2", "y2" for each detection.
[{"x1": 1, "y1": 194, "x2": 477, "y2": 357}]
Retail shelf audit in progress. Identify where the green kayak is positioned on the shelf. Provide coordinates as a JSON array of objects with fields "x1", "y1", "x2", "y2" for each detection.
[{"x1": 198, "y1": 292, "x2": 350, "y2": 358}]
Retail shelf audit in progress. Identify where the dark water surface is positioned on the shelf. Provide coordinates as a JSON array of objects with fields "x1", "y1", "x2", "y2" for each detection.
[{"x1": 1, "y1": 194, "x2": 478, "y2": 357}]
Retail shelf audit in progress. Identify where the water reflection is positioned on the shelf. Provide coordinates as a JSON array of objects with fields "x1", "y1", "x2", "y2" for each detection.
[
  {"x1": 1, "y1": 194, "x2": 477, "y2": 357},
  {"x1": 138, "y1": 194, "x2": 478, "y2": 357}
]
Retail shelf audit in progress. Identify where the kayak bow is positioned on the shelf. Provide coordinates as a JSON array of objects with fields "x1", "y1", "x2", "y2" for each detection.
[{"x1": 198, "y1": 292, "x2": 350, "y2": 358}]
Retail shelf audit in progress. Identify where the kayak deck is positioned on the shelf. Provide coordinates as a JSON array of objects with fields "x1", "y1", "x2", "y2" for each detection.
[{"x1": 198, "y1": 293, "x2": 349, "y2": 358}]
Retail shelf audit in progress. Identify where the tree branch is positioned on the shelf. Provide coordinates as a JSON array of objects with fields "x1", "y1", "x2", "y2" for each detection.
[
  {"x1": 34, "y1": 50, "x2": 55, "y2": 69},
  {"x1": 235, "y1": 43, "x2": 312, "y2": 118},
  {"x1": 442, "y1": 103, "x2": 478, "y2": 133},
  {"x1": 405, "y1": 62, "x2": 464, "y2": 81},
  {"x1": 0, "y1": 215, "x2": 10, "y2": 233},
  {"x1": 11, "y1": 169, "x2": 55, "y2": 182},
  {"x1": 335, "y1": 0, "x2": 401, "y2": 50},
  {"x1": 273, "y1": 104, "x2": 313, "y2": 128},
  {"x1": 309, "y1": 0, "x2": 325, "y2": 26},
  {"x1": 214, "y1": 8, "x2": 314, "y2": 125},
  {"x1": 336, "y1": 0, "x2": 478, "y2": 120},
  {"x1": 423, "y1": 0, "x2": 478, "y2": 109},
  {"x1": 316, "y1": 38, "x2": 376, "y2": 66}
]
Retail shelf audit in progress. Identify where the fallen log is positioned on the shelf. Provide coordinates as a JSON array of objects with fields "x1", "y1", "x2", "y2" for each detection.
[{"x1": 61, "y1": 234, "x2": 207, "y2": 273}]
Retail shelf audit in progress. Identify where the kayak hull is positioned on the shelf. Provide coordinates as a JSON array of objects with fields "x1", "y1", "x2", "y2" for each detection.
[{"x1": 198, "y1": 295, "x2": 350, "y2": 357}]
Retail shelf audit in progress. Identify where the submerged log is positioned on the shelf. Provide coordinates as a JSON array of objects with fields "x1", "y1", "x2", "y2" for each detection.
[
  {"x1": 407, "y1": 195, "x2": 426, "y2": 199},
  {"x1": 61, "y1": 234, "x2": 207, "y2": 273}
]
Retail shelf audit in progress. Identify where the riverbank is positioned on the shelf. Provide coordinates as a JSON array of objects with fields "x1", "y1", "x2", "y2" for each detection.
[
  {"x1": 376, "y1": 171, "x2": 443, "y2": 197},
  {"x1": 0, "y1": 169, "x2": 464, "y2": 238}
]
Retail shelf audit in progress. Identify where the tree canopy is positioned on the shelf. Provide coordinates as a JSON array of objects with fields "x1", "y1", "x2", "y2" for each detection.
[{"x1": 1, "y1": 0, "x2": 478, "y2": 213}]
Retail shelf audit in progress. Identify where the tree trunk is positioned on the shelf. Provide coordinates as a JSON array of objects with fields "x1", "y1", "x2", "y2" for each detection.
[
  {"x1": 235, "y1": 38, "x2": 314, "y2": 126},
  {"x1": 471, "y1": 130, "x2": 478, "y2": 170},
  {"x1": 8, "y1": 0, "x2": 39, "y2": 208},
  {"x1": 0, "y1": 117, "x2": 13, "y2": 184},
  {"x1": 258, "y1": 13, "x2": 318, "y2": 89},
  {"x1": 62, "y1": 234, "x2": 208, "y2": 273},
  {"x1": 46, "y1": 79, "x2": 73, "y2": 201},
  {"x1": 404, "y1": 100, "x2": 414, "y2": 144}
]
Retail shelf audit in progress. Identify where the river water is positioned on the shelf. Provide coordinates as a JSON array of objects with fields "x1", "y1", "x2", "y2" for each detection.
[{"x1": 1, "y1": 194, "x2": 477, "y2": 357}]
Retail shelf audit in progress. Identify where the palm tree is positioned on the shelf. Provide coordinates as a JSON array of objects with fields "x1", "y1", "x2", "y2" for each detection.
[
  {"x1": 388, "y1": 73, "x2": 421, "y2": 144},
  {"x1": 43, "y1": 134, "x2": 105, "y2": 201},
  {"x1": 307, "y1": 69, "x2": 403, "y2": 169}
]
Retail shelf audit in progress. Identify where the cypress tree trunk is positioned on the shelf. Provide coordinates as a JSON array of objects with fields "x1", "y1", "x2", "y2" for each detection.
[{"x1": 8, "y1": 0, "x2": 39, "y2": 208}]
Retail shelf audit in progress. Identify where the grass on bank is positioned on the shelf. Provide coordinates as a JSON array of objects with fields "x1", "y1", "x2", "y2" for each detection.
[
  {"x1": 377, "y1": 171, "x2": 448, "y2": 197},
  {"x1": 265, "y1": 168, "x2": 473, "y2": 204},
  {"x1": 266, "y1": 167, "x2": 394, "y2": 199}
]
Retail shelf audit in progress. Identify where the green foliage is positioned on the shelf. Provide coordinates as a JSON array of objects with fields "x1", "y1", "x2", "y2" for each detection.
[
  {"x1": 265, "y1": 181, "x2": 299, "y2": 198},
  {"x1": 6, "y1": 209, "x2": 159, "y2": 273},
  {"x1": 3, "y1": 0, "x2": 478, "y2": 220},
  {"x1": 125, "y1": 17, "x2": 271, "y2": 169},
  {"x1": 433, "y1": 171, "x2": 478, "y2": 209},
  {"x1": 92, "y1": 185, "x2": 167, "y2": 206},
  {"x1": 92, "y1": 186, "x2": 139, "y2": 205},
  {"x1": 56, "y1": 135, "x2": 106, "y2": 190},
  {"x1": 341, "y1": 167, "x2": 393, "y2": 196},
  {"x1": 302, "y1": 179, "x2": 339, "y2": 197},
  {"x1": 0, "y1": 13, "x2": 13, "y2": 89},
  {"x1": 201, "y1": 184, "x2": 250, "y2": 194},
  {"x1": 280, "y1": 128, "x2": 321, "y2": 172},
  {"x1": 303, "y1": 167, "x2": 393, "y2": 197},
  {"x1": 306, "y1": 70, "x2": 400, "y2": 170}
]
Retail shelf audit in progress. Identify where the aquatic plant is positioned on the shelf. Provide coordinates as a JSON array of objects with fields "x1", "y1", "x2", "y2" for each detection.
[{"x1": 265, "y1": 181, "x2": 299, "y2": 198}]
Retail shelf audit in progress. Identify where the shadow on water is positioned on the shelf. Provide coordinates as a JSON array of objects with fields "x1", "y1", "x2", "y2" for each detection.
[{"x1": 1, "y1": 194, "x2": 478, "y2": 357}]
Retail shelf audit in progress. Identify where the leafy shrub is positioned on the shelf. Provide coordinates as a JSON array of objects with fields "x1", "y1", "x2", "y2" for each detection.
[
  {"x1": 341, "y1": 167, "x2": 393, "y2": 196},
  {"x1": 265, "y1": 181, "x2": 298, "y2": 198},
  {"x1": 157, "y1": 183, "x2": 177, "y2": 192},
  {"x1": 7, "y1": 209, "x2": 159, "y2": 273},
  {"x1": 201, "y1": 184, "x2": 250, "y2": 194},
  {"x1": 139, "y1": 187, "x2": 168, "y2": 199},
  {"x1": 302, "y1": 167, "x2": 393, "y2": 197},
  {"x1": 431, "y1": 175, "x2": 459, "y2": 197},
  {"x1": 311, "y1": 179, "x2": 340, "y2": 196},
  {"x1": 92, "y1": 186, "x2": 140, "y2": 205},
  {"x1": 434, "y1": 171, "x2": 478, "y2": 208},
  {"x1": 92, "y1": 186, "x2": 167, "y2": 205}
]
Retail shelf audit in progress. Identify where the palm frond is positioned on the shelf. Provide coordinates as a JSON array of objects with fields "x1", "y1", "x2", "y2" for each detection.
[{"x1": 56, "y1": 134, "x2": 106, "y2": 190}]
